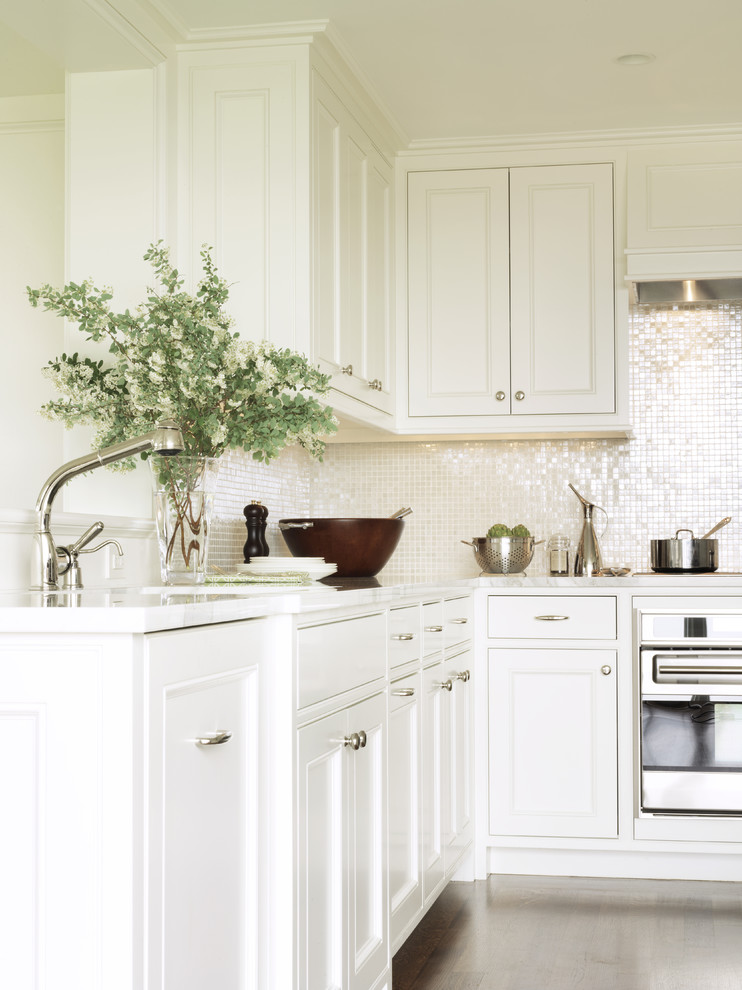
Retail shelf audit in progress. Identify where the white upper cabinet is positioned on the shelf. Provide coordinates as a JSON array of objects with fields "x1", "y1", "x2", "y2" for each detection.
[
  {"x1": 178, "y1": 55, "x2": 304, "y2": 353},
  {"x1": 407, "y1": 168, "x2": 510, "y2": 416},
  {"x1": 509, "y1": 165, "x2": 616, "y2": 416},
  {"x1": 312, "y1": 72, "x2": 394, "y2": 416},
  {"x1": 626, "y1": 142, "x2": 742, "y2": 279},
  {"x1": 406, "y1": 162, "x2": 622, "y2": 434},
  {"x1": 178, "y1": 42, "x2": 397, "y2": 427}
]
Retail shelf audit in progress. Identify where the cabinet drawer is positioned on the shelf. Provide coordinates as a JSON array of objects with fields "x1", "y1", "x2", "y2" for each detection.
[
  {"x1": 422, "y1": 601, "x2": 444, "y2": 659},
  {"x1": 389, "y1": 605, "x2": 421, "y2": 669},
  {"x1": 297, "y1": 612, "x2": 386, "y2": 709},
  {"x1": 488, "y1": 596, "x2": 617, "y2": 640},
  {"x1": 443, "y1": 596, "x2": 473, "y2": 652}
]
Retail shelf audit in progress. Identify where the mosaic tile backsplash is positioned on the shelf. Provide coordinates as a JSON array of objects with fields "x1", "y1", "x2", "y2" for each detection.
[{"x1": 211, "y1": 302, "x2": 742, "y2": 580}]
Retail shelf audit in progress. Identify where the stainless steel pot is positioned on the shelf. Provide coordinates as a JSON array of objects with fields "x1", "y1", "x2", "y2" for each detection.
[
  {"x1": 650, "y1": 517, "x2": 731, "y2": 573},
  {"x1": 650, "y1": 530, "x2": 717, "y2": 572}
]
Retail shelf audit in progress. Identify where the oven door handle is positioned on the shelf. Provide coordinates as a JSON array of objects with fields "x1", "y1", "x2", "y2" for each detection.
[{"x1": 657, "y1": 664, "x2": 742, "y2": 676}]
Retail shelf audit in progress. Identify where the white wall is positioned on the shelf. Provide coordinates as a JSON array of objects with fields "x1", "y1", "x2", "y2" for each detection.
[
  {"x1": 0, "y1": 71, "x2": 170, "y2": 590},
  {"x1": 0, "y1": 95, "x2": 65, "y2": 510},
  {"x1": 0, "y1": 95, "x2": 65, "y2": 589},
  {"x1": 64, "y1": 67, "x2": 165, "y2": 520}
]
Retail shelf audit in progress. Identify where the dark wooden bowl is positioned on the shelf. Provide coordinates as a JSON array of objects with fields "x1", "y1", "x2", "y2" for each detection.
[{"x1": 278, "y1": 517, "x2": 405, "y2": 577}]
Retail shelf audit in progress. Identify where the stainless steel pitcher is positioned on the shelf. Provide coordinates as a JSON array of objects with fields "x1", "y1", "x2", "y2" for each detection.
[{"x1": 569, "y1": 482, "x2": 608, "y2": 577}]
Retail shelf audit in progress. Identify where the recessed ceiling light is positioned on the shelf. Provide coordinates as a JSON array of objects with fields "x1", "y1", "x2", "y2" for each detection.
[{"x1": 615, "y1": 53, "x2": 656, "y2": 65}]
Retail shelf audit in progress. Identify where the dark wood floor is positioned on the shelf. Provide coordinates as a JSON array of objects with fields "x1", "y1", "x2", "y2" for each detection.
[{"x1": 392, "y1": 874, "x2": 742, "y2": 989}]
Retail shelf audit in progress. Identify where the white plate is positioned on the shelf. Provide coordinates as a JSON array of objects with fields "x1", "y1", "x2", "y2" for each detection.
[
  {"x1": 237, "y1": 557, "x2": 327, "y2": 572},
  {"x1": 238, "y1": 562, "x2": 337, "y2": 581}
]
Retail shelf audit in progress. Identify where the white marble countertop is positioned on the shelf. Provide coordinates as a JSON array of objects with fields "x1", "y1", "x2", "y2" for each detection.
[{"x1": 2, "y1": 571, "x2": 742, "y2": 633}]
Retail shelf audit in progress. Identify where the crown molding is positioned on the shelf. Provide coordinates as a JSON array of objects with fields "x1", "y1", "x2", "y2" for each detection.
[
  {"x1": 314, "y1": 23, "x2": 409, "y2": 151},
  {"x1": 178, "y1": 18, "x2": 331, "y2": 48},
  {"x1": 402, "y1": 122, "x2": 742, "y2": 156},
  {"x1": 131, "y1": 0, "x2": 191, "y2": 41},
  {"x1": 83, "y1": 0, "x2": 170, "y2": 64}
]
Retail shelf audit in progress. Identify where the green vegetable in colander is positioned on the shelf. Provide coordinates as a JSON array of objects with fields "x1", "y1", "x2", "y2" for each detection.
[
  {"x1": 486, "y1": 523, "x2": 513, "y2": 538},
  {"x1": 511, "y1": 524, "x2": 532, "y2": 539}
]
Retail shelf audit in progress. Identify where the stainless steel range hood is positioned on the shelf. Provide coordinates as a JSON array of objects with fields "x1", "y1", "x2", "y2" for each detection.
[{"x1": 631, "y1": 278, "x2": 742, "y2": 305}]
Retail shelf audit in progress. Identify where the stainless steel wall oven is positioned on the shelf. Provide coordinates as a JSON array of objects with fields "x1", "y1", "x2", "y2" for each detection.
[{"x1": 640, "y1": 611, "x2": 742, "y2": 816}]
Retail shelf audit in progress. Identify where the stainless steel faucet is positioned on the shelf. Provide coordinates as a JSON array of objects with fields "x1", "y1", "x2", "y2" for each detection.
[{"x1": 32, "y1": 420, "x2": 185, "y2": 591}]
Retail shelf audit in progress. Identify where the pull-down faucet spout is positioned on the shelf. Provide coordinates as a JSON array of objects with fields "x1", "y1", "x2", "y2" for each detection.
[{"x1": 32, "y1": 420, "x2": 185, "y2": 591}]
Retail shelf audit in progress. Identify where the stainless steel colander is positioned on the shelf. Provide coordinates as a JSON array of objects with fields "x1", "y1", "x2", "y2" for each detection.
[{"x1": 461, "y1": 537, "x2": 538, "y2": 574}]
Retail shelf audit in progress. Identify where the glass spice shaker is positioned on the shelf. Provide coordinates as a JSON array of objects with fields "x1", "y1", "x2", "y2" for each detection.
[{"x1": 547, "y1": 533, "x2": 570, "y2": 576}]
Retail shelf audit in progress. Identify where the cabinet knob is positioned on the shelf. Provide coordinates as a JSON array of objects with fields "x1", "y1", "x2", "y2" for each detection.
[
  {"x1": 495, "y1": 391, "x2": 506, "y2": 401},
  {"x1": 514, "y1": 390, "x2": 525, "y2": 401},
  {"x1": 341, "y1": 364, "x2": 353, "y2": 376},
  {"x1": 194, "y1": 730, "x2": 233, "y2": 747},
  {"x1": 601, "y1": 665, "x2": 612, "y2": 676},
  {"x1": 451, "y1": 670, "x2": 471, "y2": 682},
  {"x1": 391, "y1": 633, "x2": 415, "y2": 641},
  {"x1": 343, "y1": 732, "x2": 362, "y2": 750},
  {"x1": 391, "y1": 687, "x2": 416, "y2": 697},
  {"x1": 436, "y1": 679, "x2": 453, "y2": 692},
  {"x1": 357, "y1": 730, "x2": 367, "y2": 748},
  {"x1": 368, "y1": 378, "x2": 383, "y2": 391}
]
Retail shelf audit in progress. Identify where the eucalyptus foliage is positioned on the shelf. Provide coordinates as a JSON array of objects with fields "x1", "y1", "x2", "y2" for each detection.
[{"x1": 28, "y1": 243, "x2": 337, "y2": 467}]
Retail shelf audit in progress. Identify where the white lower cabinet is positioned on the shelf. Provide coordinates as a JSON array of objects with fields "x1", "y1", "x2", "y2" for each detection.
[
  {"x1": 0, "y1": 618, "x2": 270, "y2": 990},
  {"x1": 388, "y1": 670, "x2": 423, "y2": 948},
  {"x1": 297, "y1": 691, "x2": 388, "y2": 990},
  {"x1": 488, "y1": 647, "x2": 618, "y2": 838},
  {"x1": 443, "y1": 650, "x2": 474, "y2": 871},
  {"x1": 421, "y1": 661, "x2": 446, "y2": 903},
  {"x1": 146, "y1": 623, "x2": 264, "y2": 990}
]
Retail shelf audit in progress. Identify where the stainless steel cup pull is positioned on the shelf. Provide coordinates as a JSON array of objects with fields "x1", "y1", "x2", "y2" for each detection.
[
  {"x1": 535, "y1": 614, "x2": 569, "y2": 621},
  {"x1": 391, "y1": 688, "x2": 416, "y2": 697},
  {"x1": 425, "y1": 625, "x2": 444, "y2": 633},
  {"x1": 195, "y1": 730, "x2": 233, "y2": 747},
  {"x1": 392, "y1": 633, "x2": 415, "y2": 641},
  {"x1": 450, "y1": 618, "x2": 468, "y2": 625}
]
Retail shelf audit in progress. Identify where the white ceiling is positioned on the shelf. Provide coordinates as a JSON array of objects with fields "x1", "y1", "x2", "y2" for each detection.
[{"x1": 1, "y1": 0, "x2": 741, "y2": 141}]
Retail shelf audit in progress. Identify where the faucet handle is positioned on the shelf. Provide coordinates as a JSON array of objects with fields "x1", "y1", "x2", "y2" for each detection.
[
  {"x1": 68, "y1": 521, "x2": 105, "y2": 555},
  {"x1": 58, "y1": 522, "x2": 124, "y2": 590}
]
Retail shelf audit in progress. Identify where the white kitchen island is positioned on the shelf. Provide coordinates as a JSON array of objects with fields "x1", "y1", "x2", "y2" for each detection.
[{"x1": 1, "y1": 574, "x2": 741, "y2": 990}]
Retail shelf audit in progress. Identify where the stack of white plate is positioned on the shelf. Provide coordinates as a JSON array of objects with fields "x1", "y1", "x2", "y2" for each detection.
[{"x1": 238, "y1": 557, "x2": 338, "y2": 581}]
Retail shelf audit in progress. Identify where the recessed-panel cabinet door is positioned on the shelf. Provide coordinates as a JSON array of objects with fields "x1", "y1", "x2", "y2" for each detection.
[
  {"x1": 443, "y1": 652, "x2": 473, "y2": 872},
  {"x1": 408, "y1": 169, "x2": 511, "y2": 416},
  {"x1": 488, "y1": 648, "x2": 618, "y2": 838},
  {"x1": 509, "y1": 163, "x2": 616, "y2": 415},
  {"x1": 312, "y1": 72, "x2": 394, "y2": 416},
  {"x1": 388, "y1": 672, "x2": 422, "y2": 949},
  {"x1": 160, "y1": 671, "x2": 259, "y2": 990},
  {"x1": 147, "y1": 623, "x2": 264, "y2": 990},
  {"x1": 347, "y1": 692, "x2": 388, "y2": 990},
  {"x1": 297, "y1": 710, "x2": 347, "y2": 990},
  {"x1": 421, "y1": 663, "x2": 445, "y2": 904}
]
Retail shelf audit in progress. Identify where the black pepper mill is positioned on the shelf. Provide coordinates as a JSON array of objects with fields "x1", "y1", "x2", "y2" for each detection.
[{"x1": 243, "y1": 501, "x2": 266, "y2": 560}]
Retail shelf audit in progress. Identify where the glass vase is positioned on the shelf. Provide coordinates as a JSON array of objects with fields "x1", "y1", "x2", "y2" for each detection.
[{"x1": 149, "y1": 455, "x2": 220, "y2": 585}]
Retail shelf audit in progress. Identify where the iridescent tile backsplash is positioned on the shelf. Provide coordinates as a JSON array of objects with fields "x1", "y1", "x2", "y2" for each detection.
[{"x1": 211, "y1": 302, "x2": 742, "y2": 579}]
